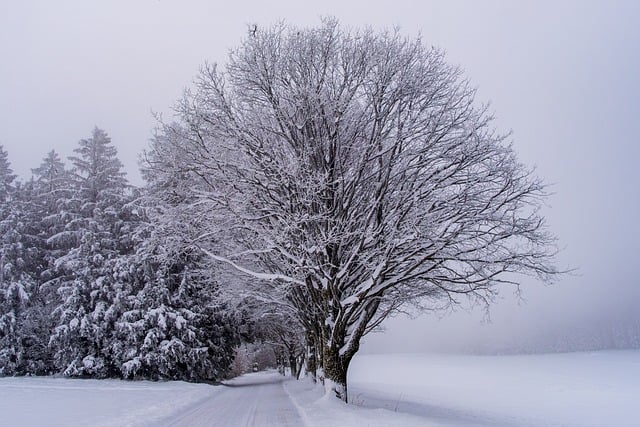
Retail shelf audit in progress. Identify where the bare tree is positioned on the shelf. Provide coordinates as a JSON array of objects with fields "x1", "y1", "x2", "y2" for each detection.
[{"x1": 145, "y1": 19, "x2": 559, "y2": 401}]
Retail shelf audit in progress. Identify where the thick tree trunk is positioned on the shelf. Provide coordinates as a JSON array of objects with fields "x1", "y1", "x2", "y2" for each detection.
[
  {"x1": 322, "y1": 300, "x2": 381, "y2": 402},
  {"x1": 322, "y1": 344, "x2": 352, "y2": 402}
]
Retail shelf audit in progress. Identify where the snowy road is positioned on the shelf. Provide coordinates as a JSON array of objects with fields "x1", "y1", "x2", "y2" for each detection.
[{"x1": 160, "y1": 372, "x2": 304, "y2": 427}]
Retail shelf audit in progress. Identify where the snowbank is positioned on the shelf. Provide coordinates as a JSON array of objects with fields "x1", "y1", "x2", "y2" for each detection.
[{"x1": 283, "y1": 374, "x2": 435, "y2": 427}]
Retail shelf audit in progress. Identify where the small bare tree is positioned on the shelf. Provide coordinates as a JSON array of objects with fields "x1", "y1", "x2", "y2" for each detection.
[{"x1": 145, "y1": 19, "x2": 559, "y2": 401}]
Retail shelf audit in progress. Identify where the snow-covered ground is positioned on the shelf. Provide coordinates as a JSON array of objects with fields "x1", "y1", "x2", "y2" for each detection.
[
  {"x1": 347, "y1": 349, "x2": 640, "y2": 426},
  {"x1": 1, "y1": 349, "x2": 638, "y2": 426},
  {"x1": 0, "y1": 377, "x2": 218, "y2": 427},
  {"x1": 164, "y1": 371, "x2": 302, "y2": 426}
]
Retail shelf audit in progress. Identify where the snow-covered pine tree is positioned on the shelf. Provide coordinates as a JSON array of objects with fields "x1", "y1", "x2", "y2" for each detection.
[
  {"x1": 0, "y1": 146, "x2": 15, "y2": 201},
  {"x1": 49, "y1": 128, "x2": 135, "y2": 377},
  {"x1": 32, "y1": 151, "x2": 70, "y2": 197},
  {"x1": 68, "y1": 127, "x2": 129, "y2": 207},
  {"x1": 0, "y1": 146, "x2": 36, "y2": 375},
  {"x1": 32, "y1": 150, "x2": 74, "y2": 285},
  {"x1": 9, "y1": 180, "x2": 51, "y2": 374},
  {"x1": 8, "y1": 150, "x2": 77, "y2": 375},
  {"x1": 114, "y1": 140, "x2": 240, "y2": 382},
  {"x1": 117, "y1": 234, "x2": 239, "y2": 381}
]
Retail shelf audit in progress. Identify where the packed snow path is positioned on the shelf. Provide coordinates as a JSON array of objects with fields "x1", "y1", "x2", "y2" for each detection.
[{"x1": 161, "y1": 371, "x2": 303, "y2": 427}]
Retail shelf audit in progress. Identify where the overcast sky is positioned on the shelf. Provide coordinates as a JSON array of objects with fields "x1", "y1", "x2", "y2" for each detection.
[{"x1": 1, "y1": 0, "x2": 638, "y2": 353}]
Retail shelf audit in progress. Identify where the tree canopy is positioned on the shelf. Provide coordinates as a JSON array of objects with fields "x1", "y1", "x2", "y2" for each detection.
[{"x1": 144, "y1": 19, "x2": 559, "y2": 400}]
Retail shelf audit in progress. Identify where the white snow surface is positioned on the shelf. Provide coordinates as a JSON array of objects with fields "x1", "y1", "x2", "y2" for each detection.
[
  {"x1": 0, "y1": 376, "x2": 218, "y2": 427},
  {"x1": 163, "y1": 371, "x2": 302, "y2": 426},
  {"x1": 347, "y1": 349, "x2": 640, "y2": 427},
  {"x1": 0, "y1": 349, "x2": 638, "y2": 426}
]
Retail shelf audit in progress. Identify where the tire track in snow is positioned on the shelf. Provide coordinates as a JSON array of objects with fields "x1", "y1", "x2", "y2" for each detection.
[{"x1": 159, "y1": 371, "x2": 303, "y2": 427}]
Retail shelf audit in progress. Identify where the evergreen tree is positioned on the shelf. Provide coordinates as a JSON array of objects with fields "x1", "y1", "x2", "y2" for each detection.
[
  {"x1": 49, "y1": 128, "x2": 135, "y2": 377},
  {"x1": 14, "y1": 150, "x2": 76, "y2": 374},
  {"x1": 0, "y1": 146, "x2": 34, "y2": 374},
  {"x1": 68, "y1": 127, "x2": 128, "y2": 206},
  {"x1": 32, "y1": 150, "x2": 74, "y2": 284},
  {"x1": 0, "y1": 146, "x2": 15, "y2": 202},
  {"x1": 115, "y1": 201, "x2": 239, "y2": 381},
  {"x1": 32, "y1": 150, "x2": 70, "y2": 197}
]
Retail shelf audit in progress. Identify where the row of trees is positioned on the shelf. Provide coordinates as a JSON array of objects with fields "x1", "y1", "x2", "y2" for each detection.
[
  {"x1": 0, "y1": 129, "x2": 242, "y2": 381},
  {"x1": 2, "y1": 20, "x2": 559, "y2": 402},
  {"x1": 143, "y1": 19, "x2": 559, "y2": 401}
]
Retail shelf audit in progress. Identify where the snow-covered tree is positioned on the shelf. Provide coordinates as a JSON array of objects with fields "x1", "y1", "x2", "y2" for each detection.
[
  {"x1": 0, "y1": 145, "x2": 30, "y2": 374},
  {"x1": 32, "y1": 151, "x2": 70, "y2": 198},
  {"x1": 49, "y1": 128, "x2": 135, "y2": 377},
  {"x1": 145, "y1": 20, "x2": 560, "y2": 401},
  {"x1": 13, "y1": 150, "x2": 76, "y2": 374},
  {"x1": 114, "y1": 189, "x2": 240, "y2": 381},
  {"x1": 263, "y1": 313, "x2": 305, "y2": 378},
  {"x1": 0, "y1": 147, "x2": 52, "y2": 374},
  {"x1": 0, "y1": 147, "x2": 15, "y2": 199},
  {"x1": 68, "y1": 127, "x2": 128, "y2": 206}
]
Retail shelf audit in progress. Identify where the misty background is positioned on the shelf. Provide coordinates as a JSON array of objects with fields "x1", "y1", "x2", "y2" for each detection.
[{"x1": 1, "y1": 0, "x2": 638, "y2": 354}]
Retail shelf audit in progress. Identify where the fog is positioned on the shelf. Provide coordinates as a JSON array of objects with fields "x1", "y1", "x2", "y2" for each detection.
[{"x1": 1, "y1": 0, "x2": 638, "y2": 354}]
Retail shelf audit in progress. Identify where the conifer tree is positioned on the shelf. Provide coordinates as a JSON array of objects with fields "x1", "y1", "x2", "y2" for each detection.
[
  {"x1": 49, "y1": 128, "x2": 135, "y2": 377},
  {"x1": 115, "y1": 194, "x2": 239, "y2": 381},
  {"x1": 0, "y1": 146, "x2": 32, "y2": 374},
  {"x1": 15, "y1": 151, "x2": 76, "y2": 374}
]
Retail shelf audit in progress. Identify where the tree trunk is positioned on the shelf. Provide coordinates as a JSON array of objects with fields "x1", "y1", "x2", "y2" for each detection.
[
  {"x1": 322, "y1": 344, "x2": 352, "y2": 402},
  {"x1": 288, "y1": 353, "x2": 297, "y2": 377},
  {"x1": 295, "y1": 352, "x2": 305, "y2": 379},
  {"x1": 306, "y1": 342, "x2": 317, "y2": 381},
  {"x1": 322, "y1": 300, "x2": 379, "y2": 402}
]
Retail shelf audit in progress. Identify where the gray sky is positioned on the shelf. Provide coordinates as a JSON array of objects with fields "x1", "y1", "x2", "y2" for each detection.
[{"x1": 1, "y1": 0, "x2": 638, "y2": 353}]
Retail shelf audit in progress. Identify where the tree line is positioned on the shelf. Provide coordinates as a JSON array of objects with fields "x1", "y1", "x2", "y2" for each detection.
[
  {"x1": 1, "y1": 20, "x2": 559, "y2": 402},
  {"x1": 0, "y1": 130, "x2": 248, "y2": 381}
]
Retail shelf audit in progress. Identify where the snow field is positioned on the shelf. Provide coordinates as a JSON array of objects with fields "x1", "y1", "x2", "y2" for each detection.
[
  {"x1": 348, "y1": 350, "x2": 640, "y2": 426},
  {"x1": 0, "y1": 377, "x2": 219, "y2": 427}
]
